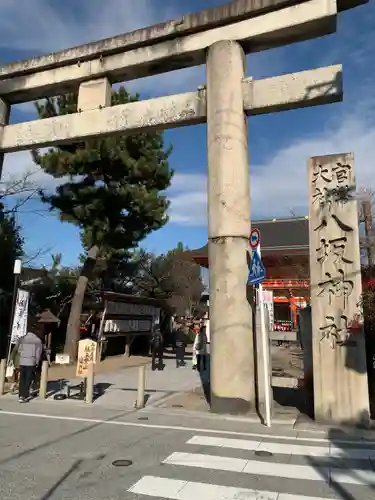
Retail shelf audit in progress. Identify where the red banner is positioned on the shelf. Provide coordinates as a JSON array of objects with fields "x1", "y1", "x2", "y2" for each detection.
[{"x1": 263, "y1": 279, "x2": 309, "y2": 289}]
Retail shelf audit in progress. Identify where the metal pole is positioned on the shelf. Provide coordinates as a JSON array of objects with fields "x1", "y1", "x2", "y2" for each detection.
[
  {"x1": 6, "y1": 272, "x2": 20, "y2": 364},
  {"x1": 0, "y1": 358, "x2": 6, "y2": 395},
  {"x1": 136, "y1": 365, "x2": 146, "y2": 409},
  {"x1": 85, "y1": 362, "x2": 94, "y2": 403},
  {"x1": 97, "y1": 306, "x2": 107, "y2": 361},
  {"x1": 39, "y1": 360, "x2": 49, "y2": 399},
  {"x1": 257, "y1": 244, "x2": 272, "y2": 427}
]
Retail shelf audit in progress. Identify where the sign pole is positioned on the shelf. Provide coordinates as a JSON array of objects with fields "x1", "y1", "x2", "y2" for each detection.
[
  {"x1": 6, "y1": 260, "x2": 22, "y2": 362},
  {"x1": 257, "y1": 244, "x2": 272, "y2": 428}
]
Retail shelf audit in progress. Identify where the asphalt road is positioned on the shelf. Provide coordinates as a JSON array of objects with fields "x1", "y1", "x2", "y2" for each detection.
[{"x1": 0, "y1": 399, "x2": 374, "y2": 499}]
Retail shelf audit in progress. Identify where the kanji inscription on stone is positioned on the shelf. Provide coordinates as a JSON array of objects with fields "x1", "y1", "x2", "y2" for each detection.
[{"x1": 308, "y1": 153, "x2": 369, "y2": 422}]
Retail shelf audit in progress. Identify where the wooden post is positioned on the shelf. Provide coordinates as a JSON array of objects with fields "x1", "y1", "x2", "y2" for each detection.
[
  {"x1": 85, "y1": 362, "x2": 95, "y2": 403},
  {"x1": 0, "y1": 359, "x2": 6, "y2": 395},
  {"x1": 39, "y1": 360, "x2": 49, "y2": 399},
  {"x1": 136, "y1": 365, "x2": 146, "y2": 409}
]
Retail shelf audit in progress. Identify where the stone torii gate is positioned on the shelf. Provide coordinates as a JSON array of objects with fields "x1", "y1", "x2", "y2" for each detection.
[{"x1": 0, "y1": 0, "x2": 367, "y2": 417}]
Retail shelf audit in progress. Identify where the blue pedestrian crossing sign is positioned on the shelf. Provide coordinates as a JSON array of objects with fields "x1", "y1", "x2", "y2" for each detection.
[{"x1": 248, "y1": 249, "x2": 266, "y2": 285}]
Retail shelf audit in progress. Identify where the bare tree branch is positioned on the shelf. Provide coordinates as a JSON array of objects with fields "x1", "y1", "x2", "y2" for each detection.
[
  {"x1": 23, "y1": 246, "x2": 53, "y2": 267},
  {"x1": 0, "y1": 169, "x2": 40, "y2": 214}
]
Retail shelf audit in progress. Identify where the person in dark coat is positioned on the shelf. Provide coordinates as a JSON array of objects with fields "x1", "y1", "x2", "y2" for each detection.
[
  {"x1": 194, "y1": 325, "x2": 208, "y2": 372},
  {"x1": 32, "y1": 328, "x2": 50, "y2": 396},
  {"x1": 175, "y1": 320, "x2": 187, "y2": 368},
  {"x1": 11, "y1": 317, "x2": 43, "y2": 402},
  {"x1": 151, "y1": 324, "x2": 164, "y2": 371}
]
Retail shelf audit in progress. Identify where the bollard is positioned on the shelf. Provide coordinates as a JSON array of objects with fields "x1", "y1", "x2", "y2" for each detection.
[
  {"x1": 0, "y1": 359, "x2": 6, "y2": 395},
  {"x1": 136, "y1": 365, "x2": 146, "y2": 409},
  {"x1": 85, "y1": 362, "x2": 94, "y2": 403},
  {"x1": 39, "y1": 360, "x2": 49, "y2": 399}
]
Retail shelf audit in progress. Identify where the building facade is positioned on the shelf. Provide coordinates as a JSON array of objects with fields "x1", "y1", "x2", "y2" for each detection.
[{"x1": 190, "y1": 217, "x2": 310, "y2": 330}]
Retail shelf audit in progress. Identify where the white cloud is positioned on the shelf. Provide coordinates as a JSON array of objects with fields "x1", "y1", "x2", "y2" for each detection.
[
  {"x1": 167, "y1": 114, "x2": 375, "y2": 226},
  {"x1": 167, "y1": 174, "x2": 207, "y2": 225},
  {"x1": 2, "y1": 0, "x2": 205, "y2": 111},
  {"x1": 5, "y1": 107, "x2": 375, "y2": 228},
  {"x1": 6, "y1": 0, "x2": 286, "y2": 115},
  {"x1": 0, "y1": 150, "x2": 69, "y2": 194},
  {"x1": 0, "y1": 0, "x2": 165, "y2": 53}
]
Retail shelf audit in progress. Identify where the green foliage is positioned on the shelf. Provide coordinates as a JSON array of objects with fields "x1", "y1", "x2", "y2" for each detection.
[
  {"x1": 0, "y1": 210, "x2": 24, "y2": 296},
  {"x1": 32, "y1": 87, "x2": 173, "y2": 255},
  {"x1": 0, "y1": 207, "x2": 24, "y2": 355},
  {"x1": 28, "y1": 258, "x2": 79, "y2": 319},
  {"x1": 129, "y1": 243, "x2": 204, "y2": 315}
]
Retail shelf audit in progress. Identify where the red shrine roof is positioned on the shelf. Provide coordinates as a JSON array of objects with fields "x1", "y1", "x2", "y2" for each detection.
[{"x1": 188, "y1": 216, "x2": 309, "y2": 266}]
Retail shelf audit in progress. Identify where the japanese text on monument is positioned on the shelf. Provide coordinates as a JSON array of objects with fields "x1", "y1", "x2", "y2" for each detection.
[{"x1": 311, "y1": 155, "x2": 357, "y2": 348}]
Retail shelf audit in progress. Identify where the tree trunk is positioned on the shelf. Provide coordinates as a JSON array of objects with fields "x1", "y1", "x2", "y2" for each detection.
[
  {"x1": 363, "y1": 200, "x2": 375, "y2": 266},
  {"x1": 64, "y1": 245, "x2": 99, "y2": 361}
]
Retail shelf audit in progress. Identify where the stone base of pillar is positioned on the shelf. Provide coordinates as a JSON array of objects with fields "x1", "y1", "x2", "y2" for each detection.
[{"x1": 209, "y1": 237, "x2": 255, "y2": 415}]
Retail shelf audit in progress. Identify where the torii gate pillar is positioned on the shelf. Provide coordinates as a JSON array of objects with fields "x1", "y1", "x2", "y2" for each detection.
[{"x1": 207, "y1": 40, "x2": 255, "y2": 413}]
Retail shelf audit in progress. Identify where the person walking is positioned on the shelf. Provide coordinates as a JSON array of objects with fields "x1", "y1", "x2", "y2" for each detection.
[
  {"x1": 175, "y1": 320, "x2": 186, "y2": 368},
  {"x1": 193, "y1": 324, "x2": 207, "y2": 372},
  {"x1": 191, "y1": 322, "x2": 200, "y2": 370},
  {"x1": 12, "y1": 318, "x2": 43, "y2": 402},
  {"x1": 151, "y1": 324, "x2": 164, "y2": 371}
]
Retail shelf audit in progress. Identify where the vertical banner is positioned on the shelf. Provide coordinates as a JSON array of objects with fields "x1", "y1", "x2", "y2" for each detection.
[
  {"x1": 10, "y1": 289, "x2": 29, "y2": 343},
  {"x1": 262, "y1": 290, "x2": 274, "y2": 331}
]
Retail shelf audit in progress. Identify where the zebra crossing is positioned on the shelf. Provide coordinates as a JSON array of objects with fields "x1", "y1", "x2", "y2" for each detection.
[{"x1": 127, "y1": 431, "x2": 375, "y2": 499}]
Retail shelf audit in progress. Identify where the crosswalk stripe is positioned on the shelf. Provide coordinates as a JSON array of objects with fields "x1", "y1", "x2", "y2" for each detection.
[
  {"x1": 128, "y1": 476, "x2": 331, "y2": 500},
  {"x1": 163, "y1": 451, "x2": 375, "y2": 486},
  {"x1": 187, "y1": 435, "x2": 375, "y2": 459}
]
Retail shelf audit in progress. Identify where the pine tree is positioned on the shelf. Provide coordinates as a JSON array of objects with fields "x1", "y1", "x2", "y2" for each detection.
[{"x1": 32, "y1": 87, "x2": 173, "y2": 360}]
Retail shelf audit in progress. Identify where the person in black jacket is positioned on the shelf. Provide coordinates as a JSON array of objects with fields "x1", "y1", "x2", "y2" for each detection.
[
  {"x1": 175, "y1": 320, "x2": 187, "y2": 368},
  {"x1": 151, "y1": 325, "x2": 164, "y2": 371}
]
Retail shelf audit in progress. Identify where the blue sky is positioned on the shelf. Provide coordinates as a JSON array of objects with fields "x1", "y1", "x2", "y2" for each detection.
[{"x1": 1, "y1": 0, "x2": 375, "y2": 268}]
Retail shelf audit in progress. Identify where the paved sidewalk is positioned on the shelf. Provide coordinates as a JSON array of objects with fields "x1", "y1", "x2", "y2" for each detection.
[
  {"x1": 86, "y1": 357, "x2": 202, "y2": 409},
  {"x1": 1, "y1": 356, "x2": 203, "y2": 410}
]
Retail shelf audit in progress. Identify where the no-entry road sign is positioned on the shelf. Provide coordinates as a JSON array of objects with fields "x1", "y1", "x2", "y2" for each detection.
[{"x1": 250, "y1": 228, "x2": 260, "y2": 248}]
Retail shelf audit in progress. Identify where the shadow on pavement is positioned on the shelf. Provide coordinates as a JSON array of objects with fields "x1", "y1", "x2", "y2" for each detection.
[
  {"x1": 0, "y1": 409, "x2": 130, "y2": 467},
  {"x1": 0, "y1": 402, "x2": 171, "y2": 470},
  {"x1": 273, "y1": 386, "x2": 313, "y2": 417},
  {"x1": 39, "y1": 459, "x2": 82, "y2": 500},
  {"x1": 45, "y1": 378, "x2": 70, "y2": 398},
  {"x1": 307, "y1": 412, "x2": 375, "y2": 500}
]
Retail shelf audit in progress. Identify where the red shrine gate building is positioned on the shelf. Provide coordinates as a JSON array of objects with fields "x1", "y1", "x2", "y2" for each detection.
[{"x1": 190, "y1": 217, "x2": 310, "y2": 330}]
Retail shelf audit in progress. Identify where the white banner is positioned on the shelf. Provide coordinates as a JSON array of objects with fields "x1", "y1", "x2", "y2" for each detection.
[
  {"x1": 262, "y1": 290, "x2": 274, "y2": 332},
  {"x1": 104, "y1": 318, "x2": 152, "y2": 333},
  {"x1": 10, "y1": 289, "x2": 29, "y2": 343}
]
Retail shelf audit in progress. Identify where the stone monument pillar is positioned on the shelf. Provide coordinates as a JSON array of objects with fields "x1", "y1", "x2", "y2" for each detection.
[
  {"x1": 207, "y1": 40, "x2": 255, "y2": 414},
  {"x1": 308, "y1": 153, "x2": 370, "y2": 424}
]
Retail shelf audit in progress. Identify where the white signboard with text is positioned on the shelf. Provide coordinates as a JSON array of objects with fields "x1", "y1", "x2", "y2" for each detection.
[
  {"x1": 104, "y1": 318, "x2": 152, "y2": 333},
  {"x1": 106, "y1": 301, "x2": 159, "y2": 319},
  {"x1": 10, "y1": 289, "x2": 29, "y2": 343}
]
